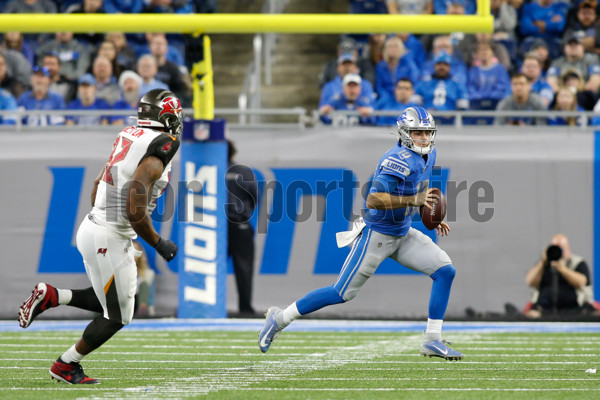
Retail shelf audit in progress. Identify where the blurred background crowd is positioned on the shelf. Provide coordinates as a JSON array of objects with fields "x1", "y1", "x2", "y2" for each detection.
[{"x1": 0, "y1": 0, "x2": 599, "y2": 127}]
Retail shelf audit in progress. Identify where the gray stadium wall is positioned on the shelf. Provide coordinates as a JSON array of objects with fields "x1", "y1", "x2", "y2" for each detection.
[{"x1": 0, "y1": 126, "x2": 596, "y2": 319}]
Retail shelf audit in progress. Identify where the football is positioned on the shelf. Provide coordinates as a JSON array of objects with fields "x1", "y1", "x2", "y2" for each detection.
[{"x1": 419, "y1": 188, "x2": 446, "y2": 230}]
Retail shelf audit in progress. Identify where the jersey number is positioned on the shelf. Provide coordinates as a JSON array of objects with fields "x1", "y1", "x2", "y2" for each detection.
[{"x1": 102, "y1": 137, "x2": 133, "y2": 185}]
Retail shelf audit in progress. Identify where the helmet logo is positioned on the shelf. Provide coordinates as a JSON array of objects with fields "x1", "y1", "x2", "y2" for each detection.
[{"x1": 158, "y1": 97, "x2": 182, "y2": 119}]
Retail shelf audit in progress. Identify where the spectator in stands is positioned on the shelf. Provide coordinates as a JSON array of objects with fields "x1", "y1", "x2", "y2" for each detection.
[
  {"x1": 467, "y1": 41, "x2": 511, "y2": 102},
  {"x1": 319, "y1": 73, "x2": 374, "y2": 125},
  {"x1": 375, "y1": 78, "x2": 416, "y2": 126},
  {"x1": 525, "y1": 234, "x2": 595, "y2": 318},
  {"x1": 519, "y1": 0, "x2": 569, "y2": 59},
  {"x1": 143, "y1": 0, "x2": 193, "y2": 13},
  {"x1": 106, "y1": 32, "x2": 137, "y2": 74},
  {"x1": 423, "y1": 35, "x2": 468, "y2": 86},
  {"x1": 42, "y1": 53, "x2": 77, "y2": 104},
  {"x1": 141, "y1": 33, "x2": 185, "y2": 67},
  {"x1": 103, "y1": 0, "x2": 143, "y2": 13},
  {"x1": 137, "y1": 54, "x2": 169, "y2": 96},
  {"x1": 0, "y1": 53, "x2": 17, "y2": 99},
  {"x1": 521, "y1": 52, "x2": 554, "y2": 107},
  {"x1": 412, "y1": 51, "x2": 469, "y2": 120},
  {"x1": 562, "y1": 1, "x2": 599, "y2": 56},
  {"x1": 193, "y1": 0, "x2": 217, "y2": 13},
  {"x1": 0, "y1": 84, "x2": 17, "y2": 125},
  {"x1": 4, "y1": 0, "x2": 56, "y2": 13},
  {"x1": 111, "y1": 70, "x2": 142, "y2": 124},
  {"x1": 66, "y1": 74, "x2": 109, "y2": 126},
  {"x1": 492, "y1": 0, "x2": 518, "y2": 40},
  {"x1": 2, "y1": 32, "x2": 34, "y2": 67},
  {"x1": 348, "y1": 1, "x2": 389, "y2": 45},
  {"x1": 320, "y1": 53, "x2": 375, "y2": 109},
  {"x1": 319, "y1": 37, "x2": 375, "y2": 88},
  {"x1": 349, "y1": 0, "x2": 388, "y2": 14},
  {"x1": 433, "y1": 0, "x2": 476, "y2": 15},
  {"x1": 495, "y1": 72, "x2": 547, "y2": 125},
  {"x1": 375, "y1": 36, "x2": 419, "y2": 102},
  {"x1": 17, "y1": 66, "x2": 65, "y2": 126},
  {"x1": 398, "y1": 33, "x2": 427, "y2": 67},
  {"x1": 558, "y1": 68, "x2": 597, "y2": 111},
  {"x1": 65, "y1": 0, "x2": 104, "y2": 13},
  {"x1": 91, "y1": 55, "x2": 120, "y2": 106},
  {"x1": 148, "y1": 34, "x2": 190, "y2": 102},
  {"x1": 65, "y1": 0, "x2": 105, "y2": 47},
  {"x1": 546, "y1": 34, "x2": 600, "y2": 93},
  {"x1": 366, "y1": 34, "x2": 386, "y2": 69},
  {"x1": 458, "y1": 32, "x2": 512, "y2": 71},
  {"x1": 95, "y1": 40, "x2": 124, "y2": 78},
  {"x1": 387, "y1": 0, "x2": 432, "y2": 14},
  {"x1": 35, "y1": 32, "x2": 91, "y2": 81},
  {"x1": 547, "y1": 87, "x2": 583, "y2": 126},
  {"x1": 529, "y1": 38, "x2": 552, "y2": 77},
  {"x1": 0, "y1": 42, "x2": 32, "y2": 98}
]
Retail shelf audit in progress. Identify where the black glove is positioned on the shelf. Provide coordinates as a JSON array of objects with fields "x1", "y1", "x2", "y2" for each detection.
[{"x1": 154, "y1": 237, "x2": 178, "y2": 261}]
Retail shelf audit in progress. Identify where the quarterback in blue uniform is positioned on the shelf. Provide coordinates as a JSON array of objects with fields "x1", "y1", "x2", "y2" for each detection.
[{"x1": 259, "y1": 106, "x2": 463, "y2": 360}]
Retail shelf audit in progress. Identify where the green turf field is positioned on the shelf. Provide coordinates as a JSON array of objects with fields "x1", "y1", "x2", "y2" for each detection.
[{"x1": 0, "y1": 330, "x2": 598, "y2": 399}]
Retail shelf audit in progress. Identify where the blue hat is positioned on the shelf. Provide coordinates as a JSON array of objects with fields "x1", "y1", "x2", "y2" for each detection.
[
  {"x1": 32, "y1": 66, "x2": 50, "y2": 78},
  {"x1": 433, "y1": 51, "x2": 452, "y2": 65},
  {"x1": 337, "y1": 53, "x2": 356, "y2": 64},
  {"x1": 78, "y1": 73, "x2": 96, "y2": 86}
]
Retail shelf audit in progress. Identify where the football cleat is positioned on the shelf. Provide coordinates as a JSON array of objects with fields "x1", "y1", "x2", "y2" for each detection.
[
  {"x1": 258, "y1": 306, "x2": 283, "y2": 353},
  {"x1": 18, "y1": 283, "x2": 59, "y2": 328},
  {"x1": 50, "y1": 358, "x2": 99, "y2": 384},
  {"x1": 420, "y1": 339, "x2": 464, "y2": 361}
]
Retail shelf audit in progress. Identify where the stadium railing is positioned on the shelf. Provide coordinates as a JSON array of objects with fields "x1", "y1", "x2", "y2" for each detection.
[{"x1": 0, "y1": 109, "x2": 597, "y2": 131}]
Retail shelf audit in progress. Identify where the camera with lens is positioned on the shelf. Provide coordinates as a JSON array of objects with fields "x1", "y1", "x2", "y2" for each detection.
[{"x1": 546, "y1": 245, "x2": 563, "y2": 262}]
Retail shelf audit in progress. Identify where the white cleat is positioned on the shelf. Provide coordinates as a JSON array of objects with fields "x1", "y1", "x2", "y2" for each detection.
[
  {"x1": 258, "y1": 307, "x2": 283, "y2": 353},
  {"x1": 420, "y1": 339, "x2": 464, "y2": 361}
]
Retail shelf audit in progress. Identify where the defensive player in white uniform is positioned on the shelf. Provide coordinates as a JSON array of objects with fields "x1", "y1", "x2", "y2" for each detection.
[
  {"x1": 259, "y1": 106, "x2": 463, "y2": 360},
  {"x1": 17, "y1": 89, "x2": 183, "y2": 384}
]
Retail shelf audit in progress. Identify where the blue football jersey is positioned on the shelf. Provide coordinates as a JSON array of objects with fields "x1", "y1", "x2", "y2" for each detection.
[{"x1": 364, "y1": 142, "x2": 437, "y2": 236}]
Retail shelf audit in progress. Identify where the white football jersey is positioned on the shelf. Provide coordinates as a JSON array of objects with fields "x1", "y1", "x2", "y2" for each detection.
[{"x1": 90, "y1": 126, "x2": 180, "y2": 238}]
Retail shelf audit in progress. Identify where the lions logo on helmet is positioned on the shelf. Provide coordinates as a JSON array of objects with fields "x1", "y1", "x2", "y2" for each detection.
[{"x1": 396, "y1": 106, "x2": 437, "y2": 155}]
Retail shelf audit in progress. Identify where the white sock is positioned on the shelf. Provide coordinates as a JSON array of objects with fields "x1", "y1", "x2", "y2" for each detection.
[
  {"x1": 57, "y1": 289, "x2": 72, "y2": 305},
  {"x1": 280, "y1": 302, "x2": 301, "y2": 328},
  {"x1": 424, "y1": 318, "x2": 443, "y2": 341},
  {"x1": 61, "y1": 344, "x2": 84, "y2": 364}
]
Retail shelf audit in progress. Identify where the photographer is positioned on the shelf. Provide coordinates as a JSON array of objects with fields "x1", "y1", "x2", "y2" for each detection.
[{"x1": 524, "y1": 234, "x2": 593, "y2": 318}]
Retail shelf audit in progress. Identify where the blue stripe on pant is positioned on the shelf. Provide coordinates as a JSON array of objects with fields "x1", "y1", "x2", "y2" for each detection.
[{"x1": 296, "y1": 229, "x2": 372, "y2": 315}]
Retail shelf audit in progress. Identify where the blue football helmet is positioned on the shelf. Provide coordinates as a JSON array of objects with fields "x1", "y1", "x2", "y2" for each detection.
[{"x1": 396, "y1": 106, "x2": 437, "y2": 155}]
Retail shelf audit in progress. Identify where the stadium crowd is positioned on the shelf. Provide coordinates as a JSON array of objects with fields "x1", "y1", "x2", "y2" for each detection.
[
  {"x1": 319, "y1": 0, "x2": 600, "y2": 126},
  {"x1": 1, "y1": 0, "x2": 600, "y2": 127},
  {"x1": 0, "y1": 0, "x2": 217, "y2": 126}
]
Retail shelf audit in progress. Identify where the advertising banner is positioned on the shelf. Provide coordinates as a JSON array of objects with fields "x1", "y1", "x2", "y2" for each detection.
[{"x1": 0, "y1": 127, "x2": 595, "y2": 319}]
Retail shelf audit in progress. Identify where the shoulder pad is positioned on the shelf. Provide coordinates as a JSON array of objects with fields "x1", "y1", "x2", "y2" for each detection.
[
  {"x1": 380, "y1": 156, "x2": 411, "y2": 178},
  {"x1": 142, "y1": 133, "x2": 180, "y2": 167}
]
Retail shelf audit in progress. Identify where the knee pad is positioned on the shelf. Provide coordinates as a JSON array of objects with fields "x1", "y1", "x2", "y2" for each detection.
[{"x1": 82, "y1": 316, "x2": 124, "y2": 350}]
